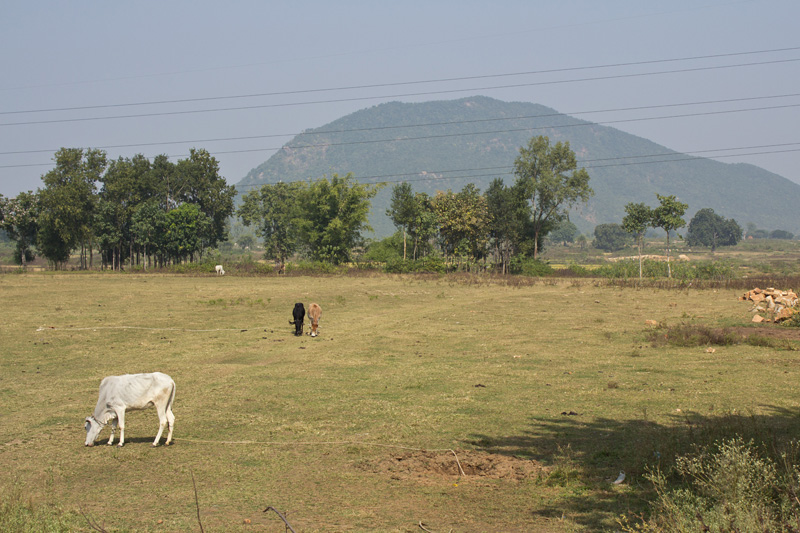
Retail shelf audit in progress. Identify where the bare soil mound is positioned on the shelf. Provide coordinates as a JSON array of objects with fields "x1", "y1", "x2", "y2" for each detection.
[{"x1": 363, "y1": 450, "x2": 548, "y2": 482}]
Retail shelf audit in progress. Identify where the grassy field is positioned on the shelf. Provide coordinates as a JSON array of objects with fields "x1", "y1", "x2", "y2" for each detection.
[{"x1": 2, "y1": 272, "x2": 800, "y2": 531}]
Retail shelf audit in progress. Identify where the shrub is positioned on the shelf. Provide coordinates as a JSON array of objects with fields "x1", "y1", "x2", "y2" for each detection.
[
  {"x1": 509, "y1": 257, "x2": 554, "y2": 277},
  {"x1": 624, "y1": 438, "x2": 800, "y2": 532}
]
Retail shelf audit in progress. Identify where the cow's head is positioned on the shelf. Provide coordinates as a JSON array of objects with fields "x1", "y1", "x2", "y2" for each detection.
[{"x1": 84, "y1": 416, "x2": 103, "y2": 446}]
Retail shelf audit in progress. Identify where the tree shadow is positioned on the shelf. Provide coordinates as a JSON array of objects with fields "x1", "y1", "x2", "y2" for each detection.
[{"x1": 465, "y1": 405, "x2": 800, "y2": 529}]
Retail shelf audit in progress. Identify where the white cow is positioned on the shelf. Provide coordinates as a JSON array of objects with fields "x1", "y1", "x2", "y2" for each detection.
[
  {"x1": 84, "y1": 372, "x2": 176, "y2": 447},
  {"x1": 215, "y1": 264, "x2": 225, "y2": 275}
]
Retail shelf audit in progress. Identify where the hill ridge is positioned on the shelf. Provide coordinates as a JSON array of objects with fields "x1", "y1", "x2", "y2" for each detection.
[{"x1": 237, "y1": 96, "x2": 800, "y2": 237}]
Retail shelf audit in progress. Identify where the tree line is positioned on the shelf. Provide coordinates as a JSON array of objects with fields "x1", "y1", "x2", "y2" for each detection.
[
  {"x1": 2, "y1": 135, "x2": 782, "y2": 274},
  {"x1": 239, "y1": 135, "x2": 593, "y2": 272},
  {"x1": 0, "y1": 148, "x2": 236, "y2": 269}
]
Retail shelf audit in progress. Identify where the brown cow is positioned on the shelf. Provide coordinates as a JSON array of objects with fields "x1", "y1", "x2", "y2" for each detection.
[{"x1": 307, "y1": 303, "x2": 322, "y2": 337}]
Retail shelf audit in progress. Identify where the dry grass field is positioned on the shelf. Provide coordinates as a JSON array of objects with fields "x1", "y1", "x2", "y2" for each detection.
[{"x1": 2, "y1": 272, "x2": 800, "y2": 531}]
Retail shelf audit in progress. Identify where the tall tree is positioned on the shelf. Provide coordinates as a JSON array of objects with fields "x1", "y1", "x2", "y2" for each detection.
[
  {"x1": 99, "y1": 154, "x2": 153, "y2": 268},
  {"x1": 387, "y1": 182, "x2": 416, "y2": 260},
  {"x1": 238, "y1": 181, "x2": 305, "y2": 269},
  {"x1": 548, "y1": 219, "x2": 578, "y2": 245},
  {"x1": 164, "y1": 203, "x2": 212, "y2": 263},
  {"x1": 622, "y1": 202, "x2": 653, "y2": 280},
  {"x1": 651, "y1": 194, "x2": 688, "y2": 278},
  {"x1": 0, "y1": 191, "x2": 40, "y2": 269},
  {"x1": 38, "y1": 148, "x2": 107, "y2": 269},
  {"x1": 297, "y1": 174, "x2": 380, "y2": 264},
  {"x1": 593, "y1": 223, "x2": 630, "y2": 252},
  {"x1": 513, "y1": 136, "x2": 593, "y2": 259},
  {"x1": 430, "y1": 183, "x2": 490, "y2": 266},
  {"x1": 173, "y1": 149, "x2": 236, "y2": 250},
  {"x1": 686, "y1": 208, "x2": 742, "y2": 252},
  {"x1": 131, "y1": 200, "x2": 168, "y2": 269},
  {"x1": 485, "y1": 178, "x2": 526, "y2": 273}
]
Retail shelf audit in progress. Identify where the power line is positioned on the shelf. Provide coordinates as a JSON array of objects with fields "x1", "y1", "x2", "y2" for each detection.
[
  {"x1": 4, "y1": 142, "x2": 797, "y2": 187},
  {"x1": 230, "y1": 143, "x2": 800, "y2": 190},
  {"x1": 4, "y1": 46, "x2": 799, "y2": 116},
  {"x1": 2, "y1": 92, "x2": 799, "y2": 158},
  {"x1": 2, "y1": 57, "x2": 799, "y2": 127}
]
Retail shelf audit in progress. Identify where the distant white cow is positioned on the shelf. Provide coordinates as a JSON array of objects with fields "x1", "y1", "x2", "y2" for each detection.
[
  {"x1": 84, "y1": 372, "x2": 176, "y2": 447},
  {"x1": 215, "y1": 264, "x2": 225, "y2": 275}
]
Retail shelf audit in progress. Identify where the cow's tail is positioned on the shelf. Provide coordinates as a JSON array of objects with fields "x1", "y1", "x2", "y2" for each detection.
[{"x1": 166, "y1": 379, "x2": 176, "y2": 413}]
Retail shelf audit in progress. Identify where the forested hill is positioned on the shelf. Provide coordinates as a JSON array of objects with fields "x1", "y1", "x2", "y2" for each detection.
[{"x1": 237, "y1": 96, "x2": 800, "y2": 238}]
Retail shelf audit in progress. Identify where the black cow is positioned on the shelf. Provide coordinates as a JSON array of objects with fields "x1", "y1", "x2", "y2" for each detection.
[{"x1": 289, "y1": 303, "x2": 305, "y2": 336}]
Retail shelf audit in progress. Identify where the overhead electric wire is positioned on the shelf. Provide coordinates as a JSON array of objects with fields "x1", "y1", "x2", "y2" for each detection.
[
  {"x1": 226, "y1": 142, "x2": 800, "y2": 190},
  {"x1": 2, "y1": 92, "x2": 799, "y2": 158},
  {"x1": 2, "y1": 57, "x2": 800, "y2": 127},
  {"x1": 4, "y1": 45, "x2": 799, "y2": 116}
]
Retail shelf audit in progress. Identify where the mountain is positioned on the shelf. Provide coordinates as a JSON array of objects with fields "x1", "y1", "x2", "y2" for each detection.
[{"x1": 237, "y1": 96, "x2": 800, "y2": 238}]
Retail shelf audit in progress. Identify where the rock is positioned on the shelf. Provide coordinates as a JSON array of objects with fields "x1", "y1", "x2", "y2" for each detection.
[
  {"x1": 775, "y1": 307, "x2": 795, "y2": 322},
  {"x1": 752, "y1": 315, "x2": 765, "y2": 323},
  {"x1": 645, "y1": 320, "x2": 659, "y2": 326}
]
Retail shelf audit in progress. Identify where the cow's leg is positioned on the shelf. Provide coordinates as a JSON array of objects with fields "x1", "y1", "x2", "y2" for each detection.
[
  {"x1": 165, "y1": 407, "x2": 175, "y2": 445},
  {"x1": 107, "y1": 418, "x2": 117, "y2": 446},
  {"x1": 152, "y1": 407, "x2": 167, "y2": 446},
  {"x1": 116, "y1": 409, "x2": 126, "y2": 447}
]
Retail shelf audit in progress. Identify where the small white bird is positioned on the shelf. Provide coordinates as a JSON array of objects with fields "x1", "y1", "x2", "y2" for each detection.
[{"x1": 613, "y1": 471, "x2": 626, "y2": 485}]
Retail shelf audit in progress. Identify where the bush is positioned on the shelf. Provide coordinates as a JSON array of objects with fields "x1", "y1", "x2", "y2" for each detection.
[
  {"x1": 624, "y1": 438, "x2": 800, "y2": 532},
  {"x1": 286, "y1": 260, "x2": 341, "y2": 275},
  {"x1": 509, "y1": 257, "x2": 554, "y2": 277}
]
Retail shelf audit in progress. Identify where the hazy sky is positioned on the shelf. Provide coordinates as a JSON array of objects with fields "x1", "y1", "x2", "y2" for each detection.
[{"x1": 2, "y1": 0, "x2": 798, "y2": 198}]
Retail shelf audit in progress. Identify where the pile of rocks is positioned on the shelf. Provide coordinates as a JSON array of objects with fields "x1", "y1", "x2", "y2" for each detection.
[{"x1": 739, "y1": 287, "x2": 798, "y2": 323}]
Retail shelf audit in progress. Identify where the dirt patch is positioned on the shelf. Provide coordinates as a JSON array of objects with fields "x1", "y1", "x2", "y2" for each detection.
[
  {"x1": 362, "y1": 450, "x2": 548, "y2": 483},
  {"x1": 731, "y1": 325, "x2": 800, "y2": 342}
]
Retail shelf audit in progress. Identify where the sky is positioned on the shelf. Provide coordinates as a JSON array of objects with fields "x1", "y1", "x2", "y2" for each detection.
[{"x1": 1, "y1": 0, "x2": 799, "y2": 198}]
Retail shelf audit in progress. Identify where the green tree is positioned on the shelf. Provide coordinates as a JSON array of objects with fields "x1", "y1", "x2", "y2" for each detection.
[
  {"x1": 769, "y1": 229, "x2": 794, "y2": 240},
  {"x1": 548, "y1": 219, "x2": 578, "y2": 245},
  {"x1": 99, "y1": 154, "x2": 153, "y2": 269},
  {"x1": 407, "y1": 192, "x2": 438, "y2": 260},
  {"x1": 387, "y1": 182, "x2": 416, "y2": 260},
  {"x1": 94, "y1": 199, "x2": 128, "y2": 270},
  {"x1": 485, "y1": 178, "x2": 527, "y2": 273},
  {"x1": 238, "y1": 181, "x2": 305, "y2": 268},
  {"x1": 296, "y1": 174, "x2": 380, "y2": 264},
  {"x1": 513, "y1": 136, "x2": 593, "y2": 259},
  {"x1": 651, "y1": 194, "x2": 688, "y2": 278},
  {"x1": 0, "y1": 191, "x2": 40, "y2": 269},
  {"x1": 131, "y1": 200, "x2": 168, "y2": 269},
  {"x1": 622, "y1": 202, "x2": 653, "y2": 280},
  {"x1": 164, "y1": 203, "x2": 212, "y2": 263},
  {"x1": 430, "y1": 183, "x2": 490, "y2": 266},
  {"x1": 686, "y1": 208, "x2": 742, "y2": 252},
  {"x1": 593, "y1": 223, "x2": 630, "y2": 252},
  {"x1": 173, "y1": 149, "x2": 236, "y2": 250},
  {"x1": 38, "y1": 148, "x2": 107, "y2": 269},
  {"x1": 237, "y1": 234, "x2": 256, "y2": 250}
]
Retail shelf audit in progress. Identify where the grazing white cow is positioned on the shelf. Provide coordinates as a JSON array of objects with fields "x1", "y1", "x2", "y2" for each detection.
[
  {"x1": 215, "y1": 264, "x2": 225, "y2": 275},
  {"x1": 84, "y1": 372, "x2": 175, "y2": 447},
  {"x1": 307, "y1": 302, "x2": 322, "y2": 337}
]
